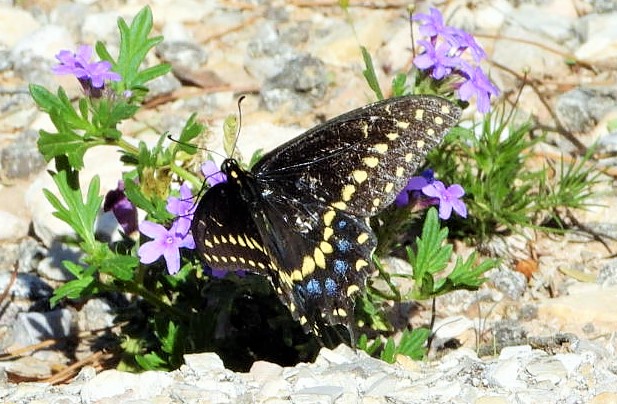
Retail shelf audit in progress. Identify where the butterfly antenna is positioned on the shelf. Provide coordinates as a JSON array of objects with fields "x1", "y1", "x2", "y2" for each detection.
[{"x1": 228, "y1": 95, "x2": 246, "y2": 159}]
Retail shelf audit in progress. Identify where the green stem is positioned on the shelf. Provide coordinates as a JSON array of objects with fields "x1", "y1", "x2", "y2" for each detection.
[
  {"x1": 170, "y1": 161, "x2": 202, "y2": 190},
  {"x1": 122, "y1": 280, "x2": 191, "y2": 321},
  {"x1": 114, "y1": 138, "x2": 140, "y2": 155}
]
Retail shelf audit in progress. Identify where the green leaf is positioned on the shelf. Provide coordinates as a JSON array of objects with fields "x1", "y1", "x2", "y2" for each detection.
[
  {"x1": 361, "y1": 46, "x2": 384, "y2": 101},
  {"x1": 176, "y1": 113, "x2": 204, "y2": 154},
  {"x1": 136, "y1": 63, "x2": 171, "y2": 84},
  {"x1": 44, "y1": 171, "x2": 102, "y2": 248},
  {"x1": 29, "y1": 84, "x2": 63, "y2": 111},
  {"x1": 391, "y1": 73, "x2": 408, "y2": 97},
  {"x1": 38, "y1": 130, "x2": 91, "y2": 168},
  {"x1": 49, "y1": 273, "x2": 97, "y2": 306},
  {"x1": 379, "y1": 328, "x2": 430, "y2": 363},
  {"x1": 135, "y1": 352, "x2": 168, "y2": 371},
  {"x1": 100, "y1": 255, "x2": 139, "y2": 281},
  {"x1": 110, "y1": 6, "x2": 169, "y2": 90}
]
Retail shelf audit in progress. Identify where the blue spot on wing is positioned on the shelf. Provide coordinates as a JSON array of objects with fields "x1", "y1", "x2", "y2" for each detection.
[
  {"x1": 324, "y1": 278, "x2": 337, "y2": 296},
  {"x1": 333, "y1": 259, "x2": 349, "y2": 276},
  {"x1": 336, "y1": 238, "x2": 352, "y2": 252},
  {"x1": 337, "y1": 220, "x2": 347, "y2": 229},
  {"x1": 306, "y1": 279, "x2": 322, "y2": 296}
]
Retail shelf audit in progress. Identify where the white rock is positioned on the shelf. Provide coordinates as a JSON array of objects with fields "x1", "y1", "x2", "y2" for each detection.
[
  {"x1": 488, "y1": 358, "x2": 525, "y2": 390},
  {"x1": 499, "y1": 345, "x2": 533, "y2": 361},
  {"x1": 0, "y1": 210, "x2": 29, "y2": 241},
  {"x1": 575, "y1": 12, "x2": 617, "y2": 62},
  {"x1": 249, "y1": 360, "x2": 284, "y2": 384},
  {"x1": 183, "y1": 352, "x2": 225, "y2": 375},
  {"x1": 11, "y1": 309, "x2": 72, "y2": 347},
  {"x1": 10, "y1": 25, "x2": 74, "y2": 62},
  {"x1": 81, "y1": 12, "x2": 123, "y2": 43},
  {"x1": 0, "y1": 5, "x2": 40, "y2": 47},
  {"x1": 80, "y1": 370, "x2": 172, "y2": 403}
]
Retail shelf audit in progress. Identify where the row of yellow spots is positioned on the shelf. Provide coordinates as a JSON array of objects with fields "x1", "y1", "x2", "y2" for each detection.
[
  {"x1": 205, "y1": 232, "x2": 264, "y2": 252},
  {"x1": 202, "y1": 251, "x2": 267, "y2": 270}
]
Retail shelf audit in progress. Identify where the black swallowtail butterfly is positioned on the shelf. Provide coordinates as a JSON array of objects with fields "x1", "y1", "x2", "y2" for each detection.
[{"x1": 191, "y1": 95, "x2": 461, "y2": 335}]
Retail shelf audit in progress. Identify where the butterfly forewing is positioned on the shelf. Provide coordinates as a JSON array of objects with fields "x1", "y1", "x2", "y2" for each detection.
[
  {"x1": 192, "y1": 95, "x2": 461, "y2": 335},
  {"x1": 253, "y1": 95, "x2": 461, "y2": 217},
  {"x1": 191, "y1": 182, "x2": 273, "y2": 273}
]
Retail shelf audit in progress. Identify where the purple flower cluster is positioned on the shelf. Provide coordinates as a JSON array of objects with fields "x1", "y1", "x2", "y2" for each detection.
[
  {"x1": 413, "y1": 8, "x2": 499, "y2": 113},
  {"x1": 136, "y1": 161, "x2": 229, "y2": 275},
  {"x1": 138, "y1": 183, "x2": 196, "y2": 275},
  {"x1": 396, "y1": 169, "x2": 467, "y2": 220},
  {"x1": 52, "y1": 45, "x2": 121, "y2": 97}
]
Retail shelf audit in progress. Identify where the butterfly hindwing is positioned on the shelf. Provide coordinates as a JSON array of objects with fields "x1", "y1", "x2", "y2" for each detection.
[{"x1": 249, "y1": 194, "x2": 376, "y2": 331}]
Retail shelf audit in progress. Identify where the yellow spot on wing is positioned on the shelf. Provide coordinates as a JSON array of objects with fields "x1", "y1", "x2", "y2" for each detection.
[
  {"x1": 205, "y1": 240, "x2": 214, "y2": 248},
  {"x1": 292, "y1": 269, "x2": 304, "y2": 281},
  {"x1": 372, "y1": 198, "x2": 380, "y2": 207},
  {"x1": 374, "y1": 143, "x2": 388, "y2": 154},
  {"x1": 397, "y1": 120, "x2": 410, "y2": 129},
  {"x1": 405, "y1": 153, "x2": 413, "y2": 162},
  {"x1": 302, "y1": 256, "x2": 315, "y2": 276},
  {"x1": 353, "y1": 170, "x2": 368, "y2": 184},
  {"x1": 238, "y1": 236, "x2": 246, "y2": 247},
  {"x1": 220, "y1": 235, "x2": 227, "y2": 243},
  {"x1": 332, "y1": 201, "x2": 347, "y2": 210},
  {"x1": 228, "y1": 235, "x2": 237, "y2": 245},
  {"x1": 435, "y1": 116, "x2": 444, "y2": 125},
  {"x1": 356, "y1": 259, "x2": 369, "y2": 271},
  {"x1": 324, "y1": 226, "x2": 334, "y2": 241},
  {"x1": 212, "y1": 235, "x2": 220, "y2": 244},
  {"x1": 396, "y1": 166, "x2": 405, "y2": 177},
  {"x1": 347, "y1": 285, "x2": 360, "y2": 296},
  {"x1": 324, "y1": 210, "x2": 335, "y2": 226},
  {"x1": 357, "y1": 233, "x2": 370, "y2": 244},
  {"x1": 386, "y1": 132, "x2": 400, "y2": 140},
  {"x1": 314, "y1": 247, "x2": 326, "y2": 269},
  {"x1": 415, "y1": 109, "x2": 425, "y2": 120},
  {"x1": 416, "y1": 140, "x2": 425, "y2": 149},
  {"x1": 363, "y1": 156, "x2": 379, "y2": 168},
  {"x1": 320, "y1": 241, "x2": 333, "y2": 254},
  {"x1": 384, "y1": 182, "x2": 394, "y2": 193},
  {"x1": 441, "y1": 105, "x2": 451, "y2": 114},
  {"x1": 341, "y1": 184, "x2": 356, "y2": 202}
]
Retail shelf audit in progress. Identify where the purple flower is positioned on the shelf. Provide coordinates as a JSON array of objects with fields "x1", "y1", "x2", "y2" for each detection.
[
  {"x1": 412, "y1": 7, "x2": 498, "y2": 113},
  {"x1": 413, "y1": 7, "x2": 447, "y2": 38},
  {"x1": 52, "y1": 45, "x2": 121, "y2": 96},
  {"x1": 166, "y1": 183, "x2": 196, "y2": 236},
  {"x1": 422, "y1": 181, "x2": 467, "y2": 220},
  {"x1": 413, "y1": 40, "x2": 463, "y2": 80},
  {"x1": 447, "y1": 28, "x2": 487, "y2": 63},
  {"x1": 396, "y1": 169, "x2": 435, "y2": 207},
  {"x1": 103, "y1": 180, "x2": 137, "y2": 234},
  {"x1": 138, "y1": 220, "x2": 195, "y2": 275},
  {"x1": 201, "y1": 160, "x2": 227, "y2": 187},
  {"x1": 210, "y1": 268, "x2": 246, "y2": 279},
  {"x1": 457, "y1": 64, "x2": 500, "y2": 113}
]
